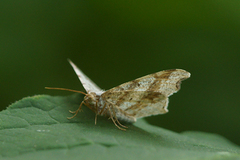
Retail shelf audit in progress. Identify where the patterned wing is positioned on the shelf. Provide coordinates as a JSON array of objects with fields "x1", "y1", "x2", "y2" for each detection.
[
  {"x1": 102, "y1": 69, "x2": 190, "y2": 119},
  {"x1": 68, "y1": 60, "x2": 103, "y2": 94},
  {"x1": 107, "y1": 69, "x2": 190, "y2": 97},
  {"x1": 102, "y1": 90, "x2": 168, "y2": 119}
]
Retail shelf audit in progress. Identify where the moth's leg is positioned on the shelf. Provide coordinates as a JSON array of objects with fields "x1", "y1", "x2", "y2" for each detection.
[
  {"x1": 85, "y1": 103, "x2": 96, "y2": 113},
  {"x1": 111, "y1": 107, "x2": 128, "y2": 129},
  {"x1": 106, "y1": 100, "x2": 128, "y2": 128},
  {"x1": 98, "y1": 103, "x2": 107, "y2": 115},
  {"x1": 96, "y1": 103, "x2": 108, "y2": 125},
  {"x1": 67, "y1": 101, "x2": 84, "y2": 119},
  {"x1": 94, "y1": 115, "x2": 97, "y2": 125},
  {"x1": 107, "y1": 104, "x2": 126, "y2": 131},
  {"x1": 69, "y1": 101, "x2": 88, "y2": 114},
  {"x1": 95, "y1": 100, "x2": 99, "y2": 125},
  {"x1": 101, "y1": 105, "x2": 109, "y2": 116}
]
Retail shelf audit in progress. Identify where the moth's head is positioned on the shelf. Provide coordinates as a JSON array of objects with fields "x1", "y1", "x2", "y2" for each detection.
[{"x1": 84, "y1": 92, "x2": 99, "y2": 110}]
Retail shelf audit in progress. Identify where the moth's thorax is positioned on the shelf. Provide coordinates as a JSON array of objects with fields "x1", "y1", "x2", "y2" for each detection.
[{"x1": 84, "y1": 93, "x2": 136, "y2": 123}]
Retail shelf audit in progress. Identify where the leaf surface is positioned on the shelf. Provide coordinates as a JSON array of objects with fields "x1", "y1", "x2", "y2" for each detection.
[{"x1": 0, "y1": 94, "x2": 239, "y2": 160}]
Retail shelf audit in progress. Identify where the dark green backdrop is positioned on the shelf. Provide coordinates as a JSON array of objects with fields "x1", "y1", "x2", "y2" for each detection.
[{"x1": 1, "y1": 1, "x2": 240, "y2": 145}]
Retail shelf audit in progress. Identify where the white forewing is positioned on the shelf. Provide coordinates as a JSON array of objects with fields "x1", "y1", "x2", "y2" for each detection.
[{"x1": 68, "y1": 60, "x2": 104, "y2": 94}]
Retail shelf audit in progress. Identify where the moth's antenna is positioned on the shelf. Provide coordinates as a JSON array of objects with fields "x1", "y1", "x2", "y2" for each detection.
[{"x1": 45, "y1": 87, "x2": 87, "y2": 95}]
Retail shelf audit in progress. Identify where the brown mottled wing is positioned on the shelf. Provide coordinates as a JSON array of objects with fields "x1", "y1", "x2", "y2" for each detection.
[
  {"x1": 102, "y1": 69, "x2": 190, "y2": 119},
  {"x1": 103, "y1": 90, "x2": 168, "y2": 119}
]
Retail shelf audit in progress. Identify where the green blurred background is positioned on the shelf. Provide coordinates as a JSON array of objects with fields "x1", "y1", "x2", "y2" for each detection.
[{"x1": 1, "y1": 1, "x2": 240, "y2": 145}]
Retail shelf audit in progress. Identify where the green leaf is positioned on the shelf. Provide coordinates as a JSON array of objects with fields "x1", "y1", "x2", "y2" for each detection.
[{"x1": 0, "y1": 94, "x2": 239, "y2": 160}]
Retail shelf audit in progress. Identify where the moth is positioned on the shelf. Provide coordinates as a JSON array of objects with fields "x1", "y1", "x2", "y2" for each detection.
[{"x1": 46, "y1": 60, "x2": 190, "y2": 130}]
